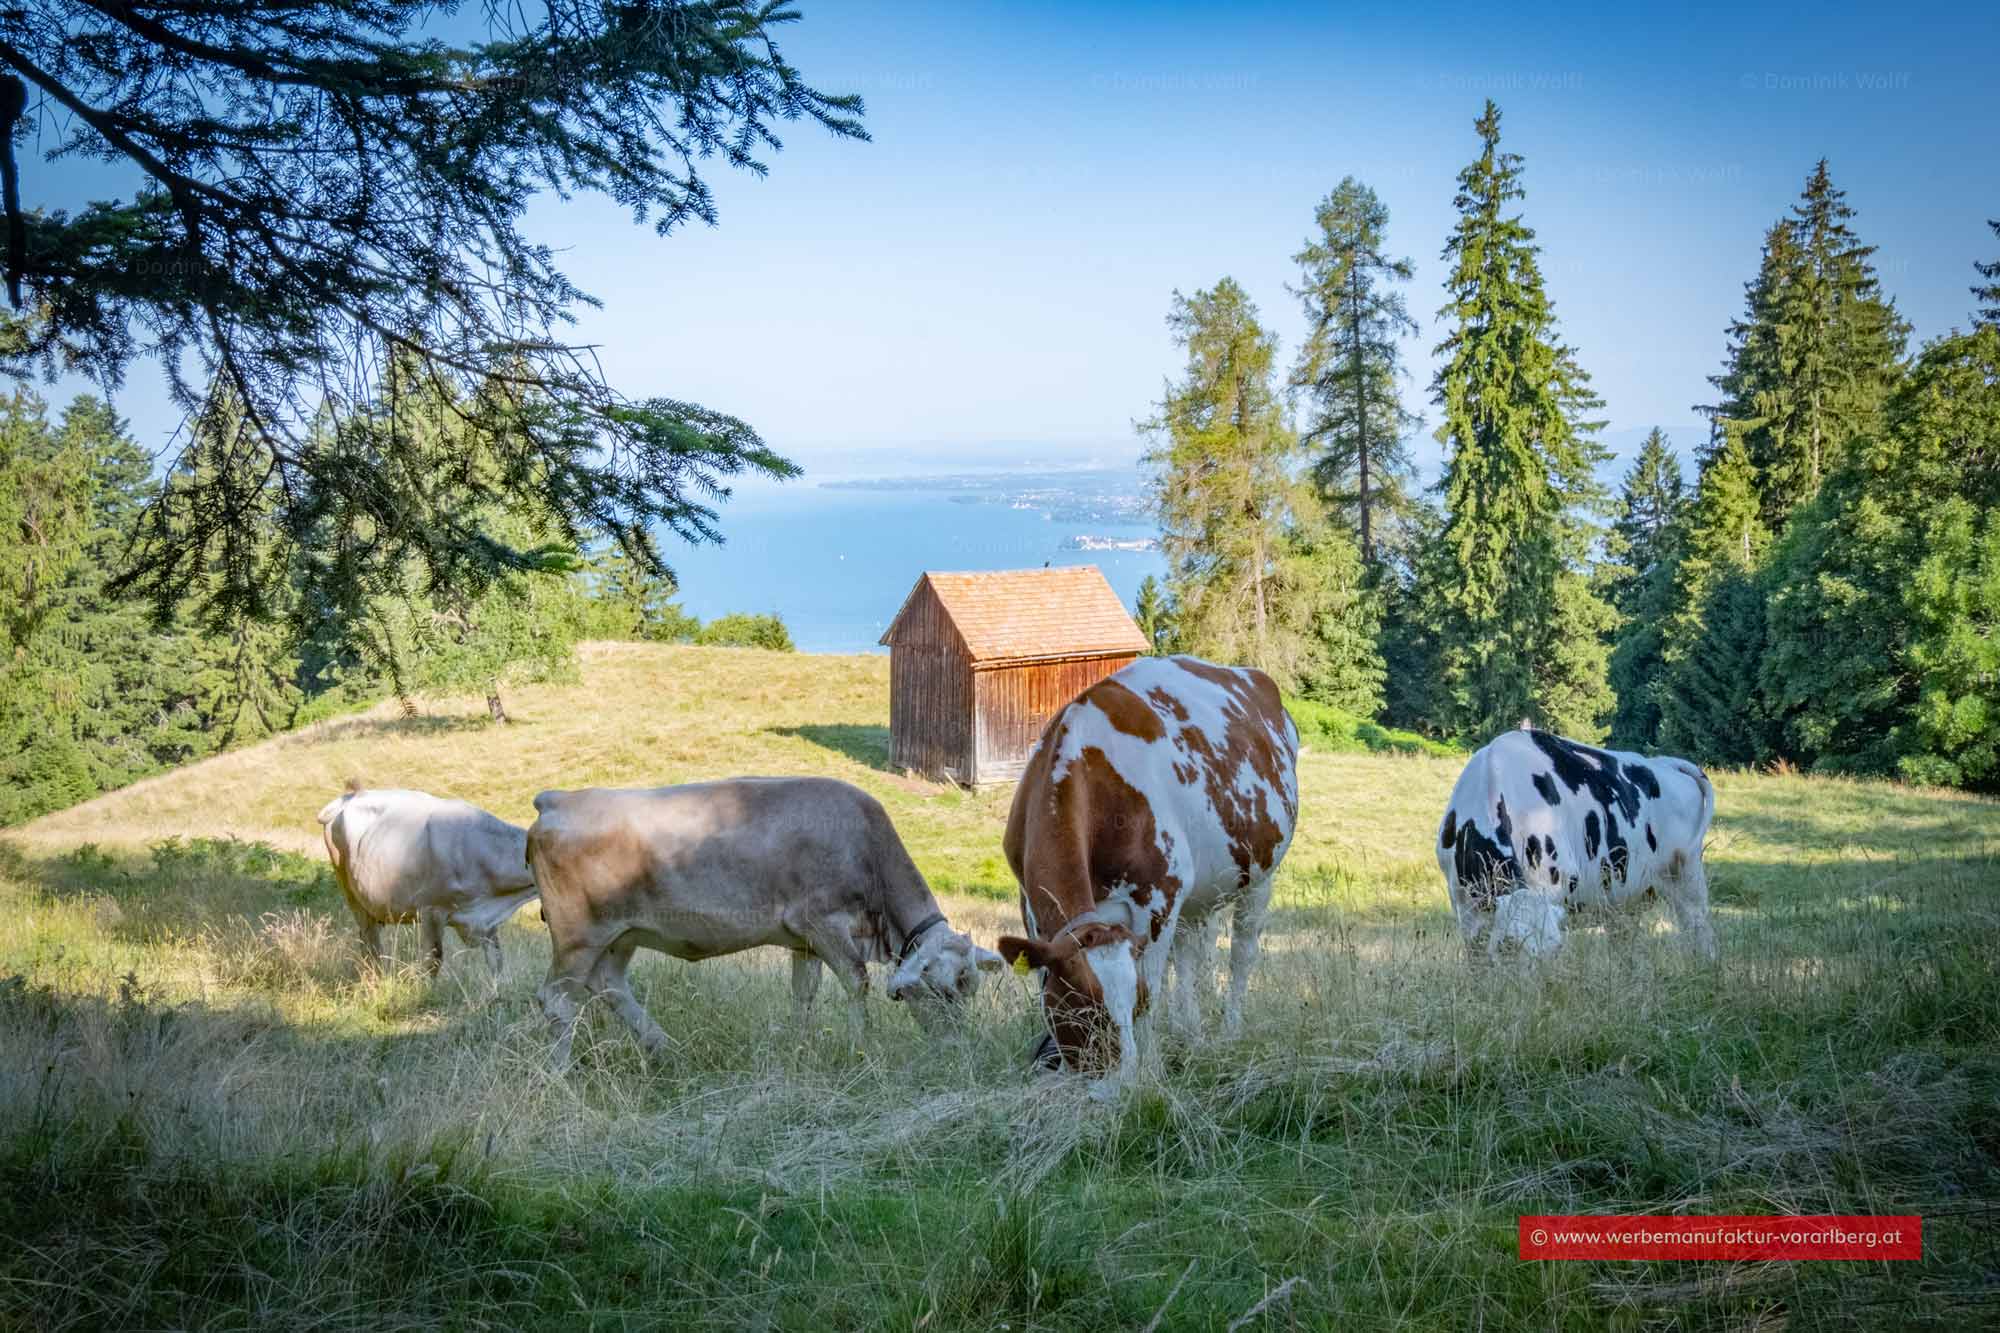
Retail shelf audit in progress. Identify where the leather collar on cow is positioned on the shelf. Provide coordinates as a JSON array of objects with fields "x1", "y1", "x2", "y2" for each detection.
[{"x1": 898, "y1": 911, "x2": 947, "y2": 962}]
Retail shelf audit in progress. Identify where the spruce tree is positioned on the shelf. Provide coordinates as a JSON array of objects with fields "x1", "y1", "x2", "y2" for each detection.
[
  {"x1": 1709, "y1": 163, "x2": 1907, "y2": 529},
  {"x1": 1132, "y1": 575, "x2": 1180, "y2": 654},
  {"x1": 1273, "y1": 511, "x2": 1386, "y2": 715},
  {"x1": 1426, "y1": 101, "x2": 1613, "y2": 740},
  {"x1": 587, "y1": 546, "x2": 699, "y2": 643},
  {"x1": 1976, "y1": 219, "x2": 2000, "y2": 328},
  {"x1": 1701, "y1": 221, "x2": 1800, "y2": 471},
  {"x1": 1764, "y1": 324, "x2": 2000, "y2": 784},
  {"x1": 1376, "y1": 499, "x2": 1448, "y2": 733},
  {"x1": 1605, "y1": 429, "x2": 1687, "y2": 747},
  {"x1": 1607, "y1": 429, "x2": 1686, "y2": 607},
  {"x1": 1657, "y1": 571, "x2": 1773, "y2": 768},
  {"x1": 1905, "y1": 497, "x2": 2000, "y2": 789},
  {"x1": 1655, "y1": 434, "x2": 1771, "y2": 763},
  {"x1": 1288, "y1": 177, "x2": 1420, "y2": 564}
]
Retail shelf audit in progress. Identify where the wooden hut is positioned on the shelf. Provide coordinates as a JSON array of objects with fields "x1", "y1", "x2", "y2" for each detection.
[{"x1": 879, "y1": 566, "x2": 1150, "y2": 786}]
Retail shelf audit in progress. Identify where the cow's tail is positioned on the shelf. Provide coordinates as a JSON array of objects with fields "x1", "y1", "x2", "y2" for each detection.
[
  {"x1": 1687, "y1": 762, "x2": 1716, "y2": 847},
  {"x1": 523, "y1": 814, "x2": 559, "y2": 902},
  {"x1": 525, "y1": 791, "x2": 567, "y2": 870},
  {"x1": 316, "y1": 777, "x2": 365, "y2": 826}
]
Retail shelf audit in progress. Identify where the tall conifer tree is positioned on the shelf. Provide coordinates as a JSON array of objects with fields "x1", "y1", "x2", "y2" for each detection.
[
  {"x1": 1605, "y1": 429, "x2": 1687, "y2": 747},
  {"x1": 1975, "y1": 219, "x2": 2000, "y2": 327},
  {"x1": 1426, "y1": 101, "x2": 1612, "y2": 740},
  {"x1": 1289, "y1": 177, "x2": 1420, "y2": 565},
  {"x1": 1708, "y1": 163, "x2": 1907, "y2": 529},
  {"x1": 1655, "y1": 435, "x2": 1772, "y2": 762}
]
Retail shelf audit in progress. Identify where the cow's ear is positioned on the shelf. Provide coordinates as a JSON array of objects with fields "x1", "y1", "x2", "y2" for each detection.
[
  {"x1": 1071, "y1": 922, "x2": 1145, "y2": 956},
  {"x1": 997, "y1": 935, "x2": 1076, "y2": 971}
]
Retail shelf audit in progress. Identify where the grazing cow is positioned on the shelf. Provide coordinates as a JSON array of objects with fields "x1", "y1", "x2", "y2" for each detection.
[
  {"x1": 528, "y1": 777, "x2": 1003, "y2": 1064},
  {"x1": 316, "y1": 781, "x2": 540, "y2": 976},
  {"x1": 1437, "y1": 728, "x2": 1717, "y2": 960},
  {"x1": 995, "y1": 655, "x2": 1300, "y2": 1084}
]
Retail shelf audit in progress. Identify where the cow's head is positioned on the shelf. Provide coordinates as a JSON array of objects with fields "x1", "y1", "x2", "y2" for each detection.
[
  {"x1": 886, "y1": 921, "x2": 1005, "y2": 1014},
  {"x1": 1490, "y1": 890, "x2": 1565, "y2": 959},
  {"x1": 996, "y1": 923, "x2": 1149, "y2": 1075}
]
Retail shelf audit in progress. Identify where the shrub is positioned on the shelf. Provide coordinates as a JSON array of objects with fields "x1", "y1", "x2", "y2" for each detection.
[
  {"x1": 695, "y1": 613, "x2": 795, "y2": 652},
  {"x1": 1284, "y1": 695, "x2": 1459, "y2": 759}
]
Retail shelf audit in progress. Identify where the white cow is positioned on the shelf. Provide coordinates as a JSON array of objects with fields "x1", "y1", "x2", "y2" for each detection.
[
  {"x1": 1437, "y1": 729, "x2": 1717, "y2": 960},
  {"x1": 316, "y1": 782, "x2": 540, "y2": 976}
]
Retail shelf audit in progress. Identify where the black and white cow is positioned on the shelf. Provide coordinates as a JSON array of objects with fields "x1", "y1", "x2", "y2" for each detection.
[{"x1": 1436, "y1": 728, "x2": 1717, "y2": 960}]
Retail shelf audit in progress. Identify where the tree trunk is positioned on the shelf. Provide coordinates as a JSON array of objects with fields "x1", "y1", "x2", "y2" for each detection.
[
  {"x1": 486, "y1": 684, "x2": 509, "y2": 724},
  {"x1": 1351, "y1": 263, "x2": 1372, "y2": 564}
]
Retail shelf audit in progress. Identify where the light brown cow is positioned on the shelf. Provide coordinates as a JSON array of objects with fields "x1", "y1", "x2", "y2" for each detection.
[
  {"x1": 996, "y1": 655, "x2": 1300, "y2": 1086},
  {"x1": 528, "y1": 776, "x2": 1002, "y2": 1064},
  {"x1": 316, "y1": 781, "x2": 539, "y2": 977}
]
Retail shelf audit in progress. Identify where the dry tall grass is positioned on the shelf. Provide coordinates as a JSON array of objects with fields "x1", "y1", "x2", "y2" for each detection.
[{"x1": 3, "y1": 644, "x2": 1997, "y2": 1328}]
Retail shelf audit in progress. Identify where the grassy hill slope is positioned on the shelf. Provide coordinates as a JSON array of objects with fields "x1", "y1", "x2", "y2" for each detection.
[{"x1": 3, "y1": 644, "x2": 1997, "y2": 1328}]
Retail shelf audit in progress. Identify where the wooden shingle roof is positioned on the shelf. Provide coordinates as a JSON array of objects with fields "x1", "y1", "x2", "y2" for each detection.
[{"x1": 880, "y1": 566, "x2": 1149, "y2": 664}]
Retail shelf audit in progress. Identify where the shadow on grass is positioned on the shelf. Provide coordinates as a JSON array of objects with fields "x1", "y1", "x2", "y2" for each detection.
[
  {"x1": 1719, "y1": 805, "x2": 2000, "y2": 860},
  {"x1": 768, "y1": 723, "x2": 893, "y2": 773},
  {"x1": 287, "y1": 712, "x2": 505, "y2": 747}
]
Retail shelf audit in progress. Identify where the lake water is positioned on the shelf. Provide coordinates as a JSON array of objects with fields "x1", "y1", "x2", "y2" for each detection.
[{"x1": 664, "y1": 474, "x2": 1167, "y2": 654}]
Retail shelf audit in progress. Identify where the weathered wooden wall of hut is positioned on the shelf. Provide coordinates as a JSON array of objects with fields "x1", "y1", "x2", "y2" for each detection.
[
  {"x1": 971, "y1": 653, "x2": 1140, "y2": 784},
  {"x1": 884, "y1": 582, "x2": 973, "y2": 781}
]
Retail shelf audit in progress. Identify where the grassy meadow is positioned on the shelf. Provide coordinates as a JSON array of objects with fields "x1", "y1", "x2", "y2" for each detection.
[{"x1": 2, "y1": 643, "x2": 1997, "y2": 1328}]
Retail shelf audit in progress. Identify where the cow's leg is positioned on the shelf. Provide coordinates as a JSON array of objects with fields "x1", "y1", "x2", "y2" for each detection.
[
  {"x1": 790, "y1": 950, "x2": 823, "y2": 1026},
  {"x1": 419, "y1": 910, "x2": 446, "y2": 977},
  {"x1": 592, "y1": 938, "x2": 676, "y2": 1061},
  {"x1": 1663, "y1": 856, "x2": 1719, "y2": 961},
  {"x1": 348, "y1": 904, "x2": 389, "y2": 974},
  {"x1": 1167, "y1": 914, "x2": 1215, "y2": 1040},
  {"x1": 539, "y1": 942, "x2": 599, "y2": 1070},
  {"x1": 801, "y1": 932, "x2": 870, "y2": 1051},
  {"x1": 1224, "y1": 877, "x2": 1274, "y2": 1038},
  {"x1": 447, "y1": 918, "x2": 506, "y2": 991},
  {"x1": 477, "y1": 929, "x2": 504, "y2": 980}
]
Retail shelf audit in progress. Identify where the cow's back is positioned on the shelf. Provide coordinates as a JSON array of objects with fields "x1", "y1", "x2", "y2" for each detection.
[
  {"x1": 1442, "y1": 731, "x2": 1710, "y2": 909},
  {"x1": 530, "y1": 778, "x2": 897, "y2": 937},
  {"x1": 334, "y1": 789, "x2": 527, "y2": 908},
  {"x1": 326, "y1": 789, "x2": 442, "y2": 908},
  {"x1": 1008, "y1": 655, "x2": 1299, "y2": 933}
]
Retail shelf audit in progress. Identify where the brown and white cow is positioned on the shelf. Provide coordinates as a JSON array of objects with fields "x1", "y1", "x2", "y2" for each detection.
[
  {"x1": 1437, "y1": 728, "x2": 1717, "y2": 961},
  {"x1": 316, "y1": 781, "x2": 540, "y2": 977},
  {"x1": 996, "y1": 655, "x2": 1299, "y2": 1084},
  {"x1": 528, "y1": 777, "x2": 1002, "y2": 1065}
]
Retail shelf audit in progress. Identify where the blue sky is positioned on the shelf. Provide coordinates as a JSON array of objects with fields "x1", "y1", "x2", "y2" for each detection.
[{"x1": 33, "y1": 0, "x2": 2000, "y2": 484}]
